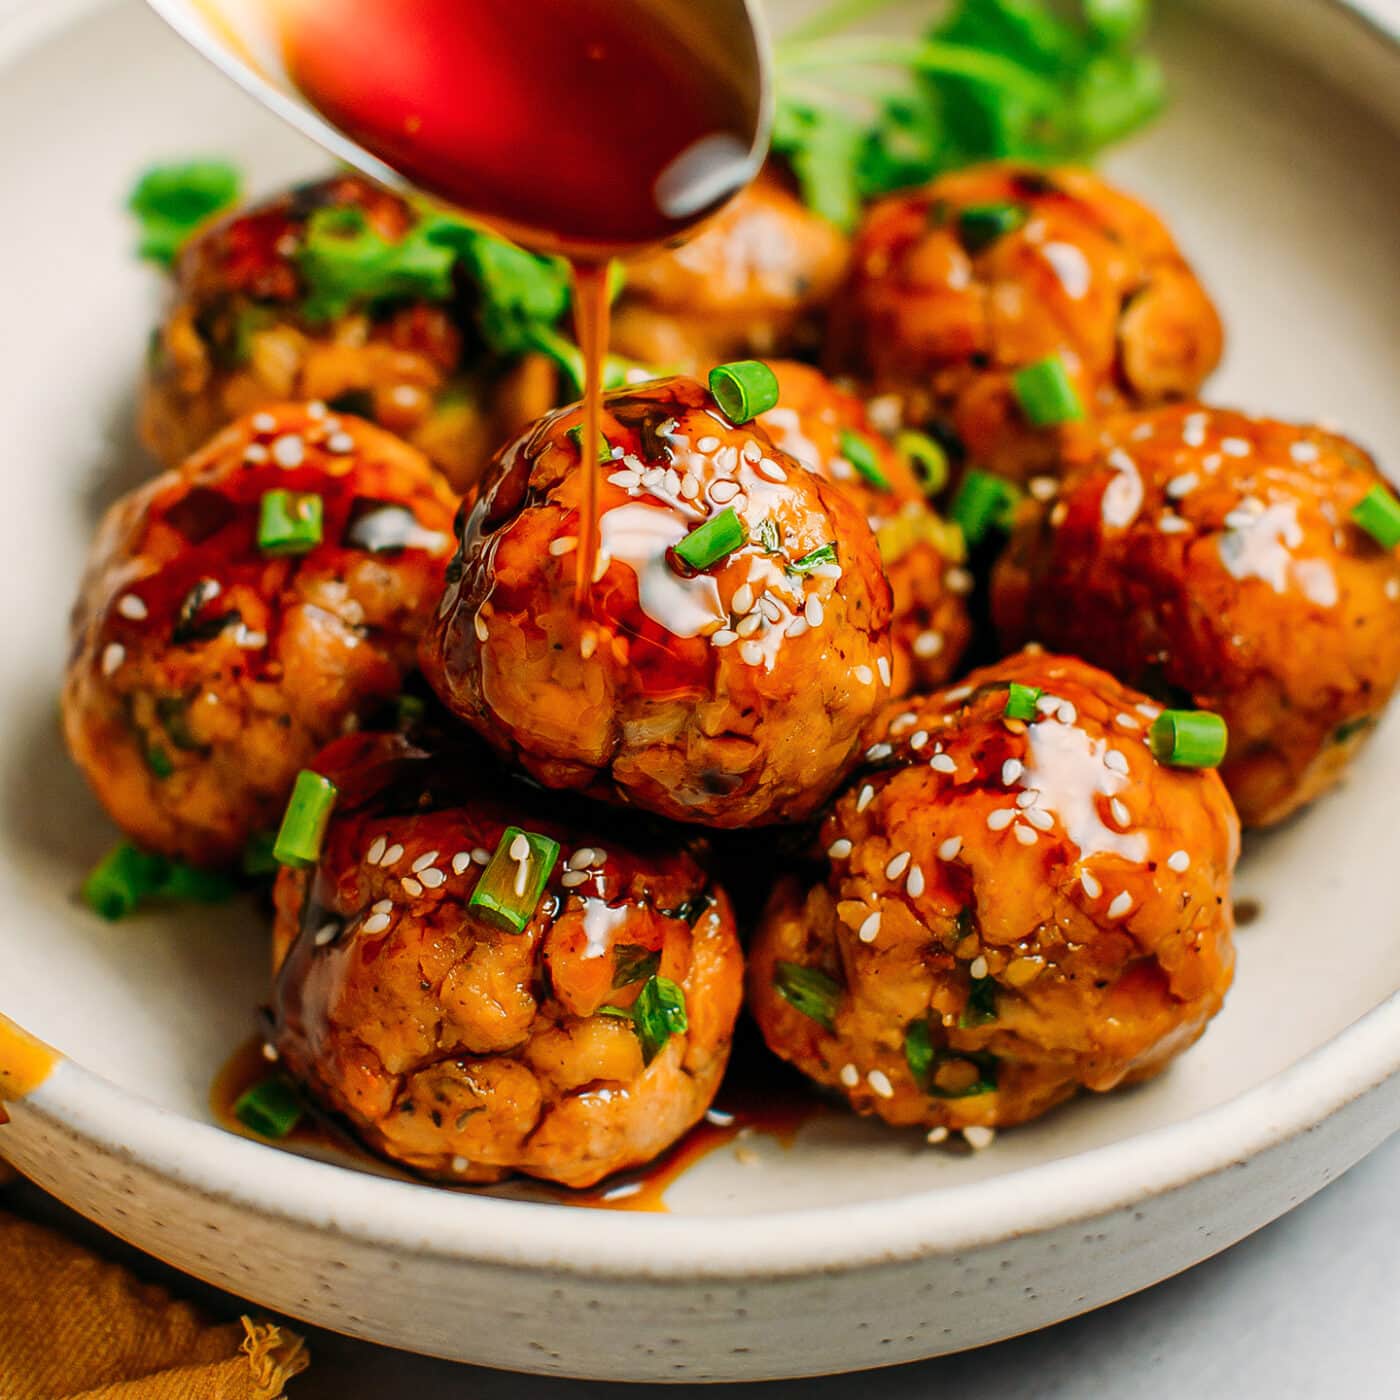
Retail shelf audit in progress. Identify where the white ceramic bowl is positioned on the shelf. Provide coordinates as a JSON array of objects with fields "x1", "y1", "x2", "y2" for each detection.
[{"x1": 3, "y1": 0, "x2": 1400, "y2": 1381}]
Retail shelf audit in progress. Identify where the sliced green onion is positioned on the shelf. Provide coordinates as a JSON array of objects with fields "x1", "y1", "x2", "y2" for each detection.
[
  {"x1": 896, "y1": 430, "x2": 949, "y2": 495},
  {"x1": 674, "y1": 507, "x2": 746, "y2": 572},
  {"x1": 788, "y1": 542, "x2": 838, "y2": 576},
  {"x1": 468, "y1": 826, "x2": 560, "y2": 932},
  {"x1": 839, "y1": 428, "x2": 891, "y2": 492},
  {"x1": 272, "y1": 770, "x2": 338, "y2": 868},
  {"x1": 957, "y1": 202, "x2": 1027, "y2": 254},
  {"x1": 257, "y1": 490, "x2": 324, "y2": 556},
  {"x1": 82, "y1": 842, "x2": 169, "y2": 921},
  {"x1": 632, "y1": 975, "x2": 688, "y2": 1063},
  {"x1": 904, "y1": 1019, "x2": 935, "y2": 1082},
  {"x1": 756, "y1": 518, "x2": 781, "y2": 553},
  {"x1": 1149, "y1": 709, "x2": 1228, "y2": 768},
  {"x1": 906, "y1": 1022, "x2": 998, "y2": 1097},
  {"x1": 1004, "y1": 682, "x2": 1042, "y2": 722},
  {"x1": 958, "y1": 976, "x2": 998, "y2": 1028},
  {"x1": 233, "y1": 1077, "x2": 304, "y2": 1139},
  {"x1": 566, "y1": 423, "x2": 613, "y2": 464},
  {"x1": 242, "y1": 830, "x2": 278, "y2": 878},
  {"x1": 774, "y1": 962, "x2": 842, "y2": 1031},
  {"x1": 155, "y1": 862, "x2": 237, "y2": 903},
  {"x1": 950, "y1": 468, "x2": 1017, "y2": 546},
  {"x1": 611, "y1": 944, "x2": 661, "y2": 990},
  {"x1": 708, "y1": 360, "x2": 779, "y2": 424},
  {"x1": 1331, "y1": 714, "x2": 1376, "y2": 746},
  {"x1": 144, "y1": 742, "x2": 175, "y2": 780},
  {"x1": 1350, "y1": 484, "x2": 1400, "y2": 549},
  {"x1": 1012, "y1": 356, "x2": 1084, "y2": 427}
]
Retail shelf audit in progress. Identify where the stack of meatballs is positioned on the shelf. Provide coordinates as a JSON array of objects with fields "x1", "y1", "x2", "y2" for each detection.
[{"x1": 64, "y1": 160, "x2": 1400, "y2": 1190}]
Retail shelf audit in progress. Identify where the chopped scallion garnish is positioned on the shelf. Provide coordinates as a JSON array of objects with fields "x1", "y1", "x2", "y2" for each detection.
[
  {"x1": 567, "y1": 423, "x2": 613, "y2": 464},
  {"x1": 950, "y1": 468, "x2": 1017, "y2": 546},
  {"x1": 272, "y1": 770, "x2": 338, "y2": 868},
  {"x1": 127, "y1": 160, "x2": 242, "y2": 267},
  {"x1": 468, "y1": 826, "x2": 560, "y2": 932},
  {"x1": 233, "y1": 1077, "x2": 304, "y2": 1139},
  {"x1": 788, "y1": 542, "x2": 838, "y2": 575},
  {"x1": 258, "y1": 490, "x2": 323, "y2": 556},
  {"x1": 774, "y1": 962, "x2": 842, "y2": 1030},
  {"x1": 905, "y1": 1021, "x2": 998, "y2": 1097},
  {"x1": 82, "y1": 841, "x2": 234, "y2": 921},
  {"x1": 839, "y1": 428, "x2": 891, "y2": 492},
  {"x1": 1350, "y1": 484, "x2": 1400, "y2": 549},
  {"x1": 957, "y1": 201, "x2": 1027, "y2": 253},
  {"x1": 674, "y1": 508, "x2": 746, "y2": 572},
  {"x1": 757, "y1": 518, "x2": 781, "y2": 553},
  {"x1": 1149, "y1": 709, "x2": 1228, "y2": 768},
  {"x1": 1012, "y1": 356, "x2": 1084, "y2": 427},
  {"x1": 959, "y1": 976, "x2": 998, "y2": 1028},
  {"x1": 1004, "y1": 682, "x2": 1042, "y2": 721},
  {"x1": 708, "y1": 361, "x2": 779, "y2": 424},
  {"x1": 896, "y1": 430, "x2": 949, "y2": 495},
  {"x1": 242, "y1": 830, "x2": 278, "y2": 878}
]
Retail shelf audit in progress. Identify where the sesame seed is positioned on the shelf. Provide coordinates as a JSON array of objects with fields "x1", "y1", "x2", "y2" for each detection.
[
  {"x1": 877, "y1": 655, "x2": 892, "y2": 687},
  {"x1": 1387, "y1": 578, "x2": 1400, "y2": 601},
  {"x1": 854, "y1": 665, "x2": 874, "y2": 686},
  {"x1": 1158, "y1": 514, "x2": 1190, "y2": 534},
  {"x1": 710, "y1": 480, "x2": 741, "y2": 505},
  {"x1": 757, "y1": 457, "x2": 787, "y2": 483},
  {"x1": 1080, "y1": 869, "x2": 1103, "y2": 899},
  {"x1": 858, "y1": 910, "x2": 881, "y2": 943},
  {"x1": 371, "y1": 899, "x2": 392, "y2": 915},
  {"x1": 549, "y1": 536, "x2": 578, "y2": 556},
  {"x1": 1136, "y1": 702, "x2": 1158, "y2": 718},
  {"x1": 827, "y1": 838, "x2": 853, "y2": 859},
  {"x1": 591, "y1": 849, "x2": 608, "y2": 865},
  {"x1": 412, "y1": 850, "x2": 439, "y2": 873},
  {"x1": 1166, "y1": 473, "x2": 1199, "y2": 499},
  {"x1": 560, "y1": 871, "x2": 588, "y2": 888},
  {"x1": 234, "y1": 626, "x2": 267, "y2": 649},
  {"x1": 400, "y1": 876, "x2": 424, "y2": 897},
  {"x1": 732, "y1": 584, "x2": 754, "y2": 615},
  {"x1": 663, "y1": 468, "x2": 682, "y2": 496},
  {"x1": 867, "y1": 742, "x2": 894, "y2": 761},
  {"x1": 930, "y1": 753, "x2": 956, "y2": 774},
  {"x1": 306, "y1": 401, "x2": 327, "y2": 420},
  {"x1": 327, "y1": 432, "x2": 355, "y2": 454},
  {"x1": 362, "y1": 912, "x2": 391, "y2": 934},
  {"x1": 608, "y1": 470, "x2": 640, "y2": 491},
  {"x1": 813, "y1": 562, "x2": 842, "y2": 580},
  {"x1": 243, "y1": 443, "x2": 270, "y2": 464},
  {"x1": 909, "y1": 730, "x2": 929, "y2": 752},
  {"x1": 472, "y1": 848, "x2": 491, "y2": 865},
  {"x1": 969, "y1": 955, "x2": 988, "y2": 979},
  {"x1": 1116, "y1": 712, "x2": 1141, "y2": 730},
  {"x1": 938, "y1": 836, "x2": 963, "y2": 861},
  {"x1": 1167, "y1": 849, "x2": 1190, "y2": 872},
  {"x1": 117, "y1": 594, "x2": 148, "y2": 620},
  {"x1": 1057, "y1": 701, "x2": 1077, "y2": 724},
  {"x1": 712, "y1": 628, "x2": 738, "y2": 648},
  {"x1": 473, "y1": 612, "x2": 489, "y2": 643},
  {"x1": 1016, "y1": 789, "x2": 1039, "y2": 808},
  {"x1": 100, "y1": 643, "x2": 125, "y2": 677},
  {"x1": 906, "y1": 865, "x2": 925, "y2": 897},
  {"x1": 742, "y1": 440, "x2": 762, "y2": 463},
  {"x1": 579, "y1": 631, "x2": 597, "y2": 659},
  {"x1": 451, "y1": 851, "x2": 470, "y2": 875},
  {"x1": 1107, "y1": 891, "x2": 1133, "y2": 919},
  {"x1": 736, "y1": 613, "x2": 763, "y2": 638},
  {"x1": 680, "y1": 473, "x2": 701, "y2": 499},
  {"x1": 963, "y1": 1125, "x2": 996, "y2": 1150},
  {"x1": 251, "y1": 411, "x2": 276, "y2": 433},
  {"x1": 760, "y1": 596, "x2": 782, "y2": 623},
  {"x1": 1290, "y1": 441, "x2": 1320, "y2": 463},
  {"x1": 1001, "y1": 758, "x2": 1023, "y2": 785},
  {"x1": 987, "y1": 809, "x2": 1015, "y2": 831},
  {"x1": 947, "y1": 568, "x2": 973, "y2": 595},
  {"x1": 805, "y1": 595, "x2": 824, "y2": 628},
  {"x1": 885, "y1": 851, "x2": 911, "y2": 879},
  {"x1": 840, "y1": 1063, "x2": 860, "y2": 1088},
  {"x1": 1036, "y1": 693, "x2": 1061, "y2": 715},
  {"x1": 913, "y1": 630, "x2": 944, "y2": 658},
  {"x1": 1014, "y1": 824, "x2": 1037, "y2": 845},
  {"x1": 926, "y1": 1125, "x2": 949, "y2": 1145},
  {"x1": 1025, "y1": 807, "x2": 1054, "y2": 831},
  {"x1": 1221, "y1": 437, "x2": 1251, "y2": 457},
  {"x1": 314, "y1": 922, "x2": 338, "y2": 947},
  {"x1": 262, "y1": 1042, "x2": 279, "y2": 1062},
  {"x1": 740, "y1": 640, "x2": 765, "y2": 666},
  {"x1": 451, "y1": 1155, "x2": 470, "y2": 1174},
  {"x1": 567, "y1": 848, "x2": 595, "y2": 871},
  {"x1": 1028, "y1": 475, "x2": 1058, "y2": 501},
  {"x1": 696, "y1": 435, "x2": 721, "y2": 453},
  {"x1": 856, "y1": 784, "x2": 875, "y2": 813},
  {"x1": 867, "y1": 1069, "x2": 894, "y2": 1098},
  {"x1": 381, "y1": 843, "x2": 404, "y2": 867},
  {"x1": 786, "y1": 618, "x2": 810, "y2": 639},
  {"x1": 367, "y1": 836, "x2": 387, "y2": 864},
  {"x1": 1104, "y1": 750, "x2": 1129, "y2": 775},
  {"x1": 1109, "y1": 798, "x2": 1131, "y2": 828},
  {"x1": 270, "y1": 434, "x2": 305, "y2": 468},
  {"x1": 420, "y1": 868, "x2": 446, "y2": 889}
]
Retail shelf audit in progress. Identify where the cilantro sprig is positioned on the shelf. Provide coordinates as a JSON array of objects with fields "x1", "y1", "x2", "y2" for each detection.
[{"x1": 773, "y1": 0, "x2": 1164, "y2": 230}]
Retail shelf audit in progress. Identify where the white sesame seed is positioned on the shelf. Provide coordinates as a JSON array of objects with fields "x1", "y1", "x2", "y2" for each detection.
[
  {"x1": 473, "y1": 612, "x2": 489, "y2": 643},
  {"x1": 786, "y1": 618, "x2": 810, "y2": 639},
  {"x1": 854, "y1": 665, "x2": 874, "y2": 685},
  {"x1": 450, "y1": 852, "x2": 470, "y2": 876},
  {"x1": 736, "y1": 613, "x2": 763, "y2": 638},
  {"x1": 251, "y1": 411, "x2": 277, "y2": 433},
  {"x1": 243, "y1": 443, "x2": 270, "y2": 464},
  {"x1": 549, "y1": 536, "x2": 578, "y2": 556},
  {"x1": 987, "y1": 808, "x2": 1016, "y2": 831},
  {"x1": 270, "y1": 434, "x2": 305, "y2": 469},
  {"x1": 696, "y1": 435, "x2": 721, "y2": 453},
  {"x1": 963, "y1": 1125, "x2": 996, "y2": 1150},
  {"x1": 867, "y1": 1069, "x2": 894, "y2": 1098},
  {"x1": 866, "y1": 742, "x2": 894, "y2": 761},
  {"x1": 1025, "y1": 807, "x2": 1054, "y2": 831},
  {"x1": 472, "y1": 848, "x2": 491, "y2": 865},
  {"x1": 710, "y1": 628, "x2": 738, "y2": 648},
  {"x1": 856, "y1": 784, "x2": 875, "y2": 813},
  {"x1": 1104, "y1": 749, "x2": 1129, "y2": 775},
  {"x1": 590, "y1": 849, "x2": 608, "y2": 866},
  {"x1": 451, "y1": 1155, "x2": 470, "y2": 1174},
  {"x1": 1036, "y1": 693, "x2": 1061, "y2": 714},
  {"x1": 680, "y1": 473, "x2": 701, "y2": 499},
  {"x1": 371, "y1": 899, "x2": 392, "y2": 915},
  {"x1": 947, "y1": 567, "x2": 974, "y2": 595},
  {"x1": 877, "y1": 655, "x2": 892, "y2": 687},
  {"x1": 1028, "y1": 475, "x2": 1058, "y2": 501},
  {"x1": 560, "y1": 871, "x2": 588, "y2": 888},
  {"x1": 328, "y1": 431, "x2": 356, "y2": 454},
  {"x1": 710, "y1": 480, "x2": 741, "y2": 505},
  {"x1": 1166, "y1": 473, "x2": 1199, "y2": 499},
  {"x1": 567, "y1": 848, "x2": 595, "y2": 871},
  {"x1": 1014, "y1": 824, "x2": 1038, "y2": 845},
  {"x1": 1109, "y1": 798, "x2": 1131, "y2": 828},
  {"x1": 1016, "y1": 789, "x2": 1039, "y2": 808},
  {"x1": 938, "y1": 836, "x2": 963, "y2": 861},
  {"x1": 1167, "y1": 849, "x2": 1191, "y2": 873},
  {"x1": 969, "y1": 957, "x2": 989, "y2": 980},
  {"x1": 1387, "y1": 578, "x2": 1400, "y2": 602},
  {"x1": 926, "y1": 1125, "x2": 949, "y2": 1145},
  {"x1": 400, "y1": 876, "x2": 424, "y2": 897},
  {"x1": 420, "y1": 868, "x2": 446, "y2": 889},
  {"x1": 885, "y1": 851, "x2": 911, "y2": 879},
  {"x1": 117, "y1": 594, "x2": 148, "y2": 620},
  {"x1": 412, "y1": 850, "x2": 439, "y2": 873},
  {"x1": 579, "y1": 631, "x2": 597, "y2": 659},
  {"x1": 1107, "y1": 891, "x2": 1133, "y2": 919},
  {"x1": 930, "y1": 753, "x2": 957, "y2": 774},
  {"x1": 906, "y1": 865, "x2": 925, "y2": 897},
  {"x1": 732, "y1": 583, "x2": 754, "y2": 615},
  {"x1": 1116, "y1": 712, "x2": 1142, "y2": 731},
  {"x1": 759, "y1": 596, "x2": 783, "y2": 623},
  {"x1": 1057, "y1": 701, "x2": 1077, "y2": 725},
  {"x1": 362, "y1": 912, "x2": 391, "y2": 934},
  {"x1": 1081, "y1": 869, "x2": 1103, "y2": 899},
  {"x1": 367, "y1": 836, "x2": 387, "y2": 865},
  {"x1": 1290, "y1": 441, "x2": 1320, "y2": 463},
  {"x1": 858, "y1": 910, "x2": 882, "y2": 943},
  {"x1": 840, "y1": 1063, "x2": 860, "y2": 1088},
  {"x1": 608, "y1": 470, "x2": 640, "y2": 491},
  {"x1": 234, "y1": 626, "x2": 267, "y2": 649},
  {"x1": 1001, "y1": 758, "x2": 1023, "y2": 785},
  {"x1": 757, "y1": 457, "x2": 787, "y2": 483},
  {"x1": 1221, "y1": 437, "x2": 1251, "y2": 457},
  {"x1": 262, "y1": 1042, "x2": 279, "y2": 1062},
  {"x1": 913, "y1": 630, "x2": 944, "y2": 659},
  {"x1": 740, "y1": 640, "x2": 765, "y2": 666},
  {"x1": 381, "y1": 843, "x2": 404, "y2": 867},
  {"x1": 813, "y1": 562, "x2": 843, "y2": 580},
  {"x1": 314, "y1": 922, "x2": 338, "y2": 947},
  {"x1": 827, "y1": 838, "x2": 853, "y2": 859},
  {"x1": 101, "y1": 643, "x2": 125, "y2": 677},
  {"x1": 805, "y1": 595, "x2": 825, "y2": 628}
]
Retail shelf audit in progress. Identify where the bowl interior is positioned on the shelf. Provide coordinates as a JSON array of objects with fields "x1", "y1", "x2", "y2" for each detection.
[{"x1": 3, "y1": 0, "x2": 1400, "y2": 1215}]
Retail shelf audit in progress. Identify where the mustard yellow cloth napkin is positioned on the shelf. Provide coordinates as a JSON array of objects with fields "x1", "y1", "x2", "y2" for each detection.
[{"x1": 0, "y1": 1211, "x2": 308, "y2": 1399}]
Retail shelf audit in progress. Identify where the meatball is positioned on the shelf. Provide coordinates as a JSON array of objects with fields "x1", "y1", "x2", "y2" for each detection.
[
  {"x1": 140, "y1": 172, "x2": 557, "y2": 491},
  {"x1": 63, "y1": 404, "x2": 456, "y2": 865},
  {"x1": 759, "y1": 361, "x2": 972, "y2": 692},
  {"x1": 826, "y1": 164, "x2": 1222, "y2": 482},
  {"x1": 993, "y1": 407, "x2": 1400, "y2": 826},
  {"x1": 270, "y1": 732, "x2": 743, "y2": 1189},
  {"x1": 748, "y1": 651, "x2": 1238, "y2": 1137},
  {"x1": 609, "y1": 168, "x2": 850, "y2": 372},
  {"x1": 421, "y1": 375, "x2": 895, "y2": 828}
]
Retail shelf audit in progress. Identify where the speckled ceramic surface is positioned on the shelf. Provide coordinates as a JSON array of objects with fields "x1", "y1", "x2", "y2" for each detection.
[{"x1": 2, "y1": 0, "x2": 1399, "y2": 1380}]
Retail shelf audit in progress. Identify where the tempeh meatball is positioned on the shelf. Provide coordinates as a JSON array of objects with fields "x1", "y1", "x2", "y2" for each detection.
[
  {"x1": 270, "y1": 732, "x2": 743, "y2": 1189},
  {"x1": 63, "y1": 404, "x2": 456, "y2": 865},
  {"x1": 993, "y1": 406, "x2": 1400, "y2": 826},
  {"x1": 748, "y1": 651, "x2": 1238, "y2": 1138},
  {"x1": 421, "y1": 375, "x2": 894, "y2": 828}
]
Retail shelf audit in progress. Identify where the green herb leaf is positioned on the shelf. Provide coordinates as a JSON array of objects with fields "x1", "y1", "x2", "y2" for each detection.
[
  {"x1": 788, "y1": 542, "x2": 838, "y2": 575},
  {"x1": 612, "y1": 944, "x2": 662, "y2": 989},
  {"x1": 128, "y1": 160, "x2": 241, "y2": 267},
  {"x1": 632, "y1": 976, "x2": 689, "y2": 1063},
  {"x1": 839, "y1": 429, "x2": 891, "y2": 491},
  {"x1": 774, "y1": 961, "x2": 843, "y2": 1030}
]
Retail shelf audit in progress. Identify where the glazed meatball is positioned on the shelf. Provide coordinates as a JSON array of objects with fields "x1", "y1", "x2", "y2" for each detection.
[
  {"x1": 827, "y1": 164, "x2": 1222, "y2": 482},
  {"x1": 140, "y1": 172, "x2": 557, "y2": 491},
  {"x1": 421, "y1": 375, "x2": 895, "y2": 828},
  {"x1": 748, "y1": 651, "x2": 1238, "y2": 1137},
  {"x1": 609, "y1": 168, "x2": 850, "y2": 372},
  {"x1": 63, "y1": 404, "x2": 456, "y2": 865},
  {"x1": 270, "y1": 732, "x2": 743, "y2": 1189},
  {"x1": 759, "y1": 361, "x2": 972, "y2": 692},
  {"x1": 993, "y1": 407, "x2": 1400, "y2": 826}
]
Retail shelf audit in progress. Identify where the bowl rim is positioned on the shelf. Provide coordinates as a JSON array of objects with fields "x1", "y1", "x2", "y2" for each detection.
[{"x1": 8, "y1": 0, "x2": 1400, "y2": 1283}]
